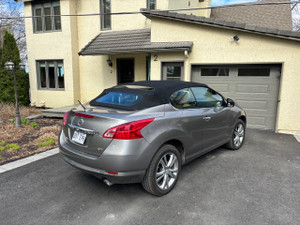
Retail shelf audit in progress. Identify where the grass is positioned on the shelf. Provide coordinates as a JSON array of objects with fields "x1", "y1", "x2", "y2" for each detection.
[
  {"x1": 0, "y1": 141, "x2": 6, "y2": 146},
  {"x1": 0, "y1": 143, "x2": 20, "y2": 151},
  {"x1": 38, "y1": 138, "x2": 55, "y2": 147},
  {"x1": 30, "y1": 122, "x2": 39, "y2": 128},
  {"x1": 11, "y1": 118, "x2": 29, "y2": 125}
]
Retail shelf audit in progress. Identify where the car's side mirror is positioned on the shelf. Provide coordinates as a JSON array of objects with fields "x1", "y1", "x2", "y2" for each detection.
[{"x1": 227, "y1": 98, "x2": 235, "y2": 107}]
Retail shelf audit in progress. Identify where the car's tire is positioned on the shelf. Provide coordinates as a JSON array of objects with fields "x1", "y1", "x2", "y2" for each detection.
[
  {"x1": 226, "y1": 119, "x2": 246, "y2": 150},
  {"x1": 142, "y1": 144, "x2": 182, "y2": 196}
]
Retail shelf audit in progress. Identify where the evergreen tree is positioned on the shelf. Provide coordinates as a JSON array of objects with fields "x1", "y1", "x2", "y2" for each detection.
[{"x1": 0, "y1": 30, "x2": 29, "y2": 105}]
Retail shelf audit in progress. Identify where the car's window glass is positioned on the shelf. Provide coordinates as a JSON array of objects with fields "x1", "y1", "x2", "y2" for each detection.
[
  {"x1": 170, "y1": 88, "x2": 197, "y2": 109},
  {"x1": 95, "y1": 92, "x2": 141, "y2": 106},
  {"x1": 191, "y1": 87, "x2": 224, "y2": 108}
]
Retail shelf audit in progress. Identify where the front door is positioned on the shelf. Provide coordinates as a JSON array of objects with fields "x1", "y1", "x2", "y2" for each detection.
[{"x1": 117, "y1": 58, "x2": 134, "y2": 84}]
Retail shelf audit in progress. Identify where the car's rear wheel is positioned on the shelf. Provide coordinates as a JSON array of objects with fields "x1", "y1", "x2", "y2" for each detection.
[
  {"x1": 142, "y1": 144, "x2": 181, "y2": 196},
  {"x1": 226, "y1": 119, "x2": 246, "y2": 150}
]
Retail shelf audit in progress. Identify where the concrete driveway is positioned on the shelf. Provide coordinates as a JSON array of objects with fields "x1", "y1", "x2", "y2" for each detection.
[{"x1": 0, "y1": 129, "x2": 299, "y2": 225}]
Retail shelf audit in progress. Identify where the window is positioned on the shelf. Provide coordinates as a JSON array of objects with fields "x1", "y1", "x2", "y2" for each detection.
[
  {"x1": 95, "y1": 92, "x2": 142, "y2": 106},
  {"x1": 170, "y1": 88, "x2": 197, "y2": 109},
  {"x1": 32, "y1": 1, "x2": 61, "y2": 33},
  {"x1": 238, "y1": 67, "x2": 270, "y2": 76},
  {"x1": 201, "y1": 68, "x2": 229, "y2": 76},
  {"x1": 37, "y1": 60, "x2": 64, "y2": 90},
  {"x1": 191, "y1": 87, "x2": 224, "y2": 108},
  {"x1": 147, "y1": 0, "x2": 156, "y2": 10},
  {"x1": 100, "y1": 0, "x2": 111, "y2": 30},
  {"x1": 162, "y1": 62, "x2": 184, "y2": 81}
]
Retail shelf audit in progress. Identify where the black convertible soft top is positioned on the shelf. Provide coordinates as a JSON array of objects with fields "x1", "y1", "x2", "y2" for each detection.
[{"x1": 90, "y1": 81, "x2": 208, "y2": 111}]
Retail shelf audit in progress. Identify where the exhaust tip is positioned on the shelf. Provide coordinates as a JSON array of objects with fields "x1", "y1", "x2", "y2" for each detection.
[{"x1": 103, "y1": 178, "x2": 114, "y2": 186}]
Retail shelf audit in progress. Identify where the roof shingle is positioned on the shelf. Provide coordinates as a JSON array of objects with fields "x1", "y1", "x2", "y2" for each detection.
[{"x1": 79, "y1": 29, "x2": 193, "y2": 56}]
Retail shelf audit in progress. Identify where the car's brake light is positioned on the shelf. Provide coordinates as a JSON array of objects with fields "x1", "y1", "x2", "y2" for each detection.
[
  {"x1": 74, "y1": 112, "x2": 95, "y2": 119},
  {"x1": 63, "y1": 111, "x2": 69, "y2": 126},
  {"x1": 103, "y1": 118, "x2": 154, "y2": 140}
]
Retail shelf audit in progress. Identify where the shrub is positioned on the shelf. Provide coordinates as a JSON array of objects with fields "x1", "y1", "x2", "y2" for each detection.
[
  {"x1": 0, "y1": 31, "x2": 29, "y2": 105},
  {"x1": 0, "y1": 140, "x2": 5, "y2": 146},
  {"x1": 0, "y1": 146, "x2": 5, "y2": 151},
  {"x1": 38, "y1": 138, "x2": 55, "y2": 147},
  {"x1": 30, "y1": 122, "x2": 39, "y2": 128}
]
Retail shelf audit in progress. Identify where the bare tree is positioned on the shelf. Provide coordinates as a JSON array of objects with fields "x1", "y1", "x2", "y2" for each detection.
[{"x1": 0, "y1": 0, "x2": 26, "y2": 62}]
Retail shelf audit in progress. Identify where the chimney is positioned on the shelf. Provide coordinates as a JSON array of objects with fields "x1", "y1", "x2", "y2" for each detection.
[{"x1": 198, "y1": 0, "x2": 211, "y2": 18}]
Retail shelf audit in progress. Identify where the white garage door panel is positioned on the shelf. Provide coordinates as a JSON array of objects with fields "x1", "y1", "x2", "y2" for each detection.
[{"x1": 191, "y1": 65, "x2": 281, "y2": 130}]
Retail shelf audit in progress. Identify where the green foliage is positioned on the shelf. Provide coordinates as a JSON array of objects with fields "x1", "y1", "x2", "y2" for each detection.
[
  {"x1": 1, "y1": 143, "x2": 20, "y2": 151},
  {"x1": 0, "y1": 30, "x2": 29, "y2": 105},
  {"x1": 21, "y1": 118, "x2": 29, "y2": 125},
  {"x1": 38, "y1": 138, "x2": 55, "y2": 147},
  {"x1": 11, "y1": 118, "x2": 29, "y2": 125},
  {"x1": 0, "y1": 141, "x2": 5, "y2": 146},
  {"x1": 30, "y1": 122, "x2": 39, "y2": 128},
  {"x1": 0, "y1": 30, "x2": 20, "y2": 67}
]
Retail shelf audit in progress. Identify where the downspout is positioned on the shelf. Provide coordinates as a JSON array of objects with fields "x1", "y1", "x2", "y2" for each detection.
[{"x1": 184, "y1": 51, "x2": 191, "y2": 81}]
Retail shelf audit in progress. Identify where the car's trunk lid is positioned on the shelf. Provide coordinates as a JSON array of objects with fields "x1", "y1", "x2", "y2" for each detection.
[{"x1": 62, "y1": 108, "x2": 128, "y2": 157}]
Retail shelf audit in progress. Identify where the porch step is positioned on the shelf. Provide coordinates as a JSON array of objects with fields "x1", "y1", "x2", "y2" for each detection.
[{"x1": 42, "y1": 105, "x2": 79, "y2": 118}]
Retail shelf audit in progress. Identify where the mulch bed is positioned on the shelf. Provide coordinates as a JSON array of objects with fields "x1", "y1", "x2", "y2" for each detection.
[{"x1": 0, "y1": 105, "x2": 62, "y2": 165}]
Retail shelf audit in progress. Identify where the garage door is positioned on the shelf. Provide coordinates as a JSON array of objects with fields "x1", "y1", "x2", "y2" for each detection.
[{"x1": 191, "y1": 65, "x2": 281, "y2": 130}]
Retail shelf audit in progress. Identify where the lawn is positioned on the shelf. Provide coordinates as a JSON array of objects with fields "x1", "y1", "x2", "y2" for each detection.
[{"x1": 0, "y1": 103, "x2": 61, "y2": 165}]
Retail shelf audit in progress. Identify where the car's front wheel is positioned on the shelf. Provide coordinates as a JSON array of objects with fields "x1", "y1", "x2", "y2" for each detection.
[
  {"x1": 142, "y1": 144, "x2": 181, "y2": 196},
  {"x1": 226, "y1": 119, "x2": 246, "y2": 150}
]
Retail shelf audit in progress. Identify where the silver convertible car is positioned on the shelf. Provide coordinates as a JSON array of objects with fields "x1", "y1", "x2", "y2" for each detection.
[{"x1": 59, "y1": 81, "x2": 246, "y2": 196}]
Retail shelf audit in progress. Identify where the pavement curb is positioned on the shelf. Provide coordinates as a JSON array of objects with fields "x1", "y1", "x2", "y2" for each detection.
[{"x1": 0, "y1": 148, "x2": 59, "y2": 174}]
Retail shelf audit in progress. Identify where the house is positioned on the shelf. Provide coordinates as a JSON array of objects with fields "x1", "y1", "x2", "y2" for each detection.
[{"x1": 19, "y1": 0, "x2": 300, "y2": 135}]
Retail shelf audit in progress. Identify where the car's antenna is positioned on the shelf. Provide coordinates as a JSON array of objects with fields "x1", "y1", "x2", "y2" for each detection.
[{"x1": 78, "y1": 100, "x2": 86, "y2": 111}]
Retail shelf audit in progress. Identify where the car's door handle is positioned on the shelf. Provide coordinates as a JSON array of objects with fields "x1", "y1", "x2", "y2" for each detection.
[{"x1": 203, "y1": 116, "x2": 211, "y2": 121}]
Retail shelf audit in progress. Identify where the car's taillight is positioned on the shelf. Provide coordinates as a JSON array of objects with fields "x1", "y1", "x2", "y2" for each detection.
[
  {"x1": 63, "y1": 111, "x2": 69, "y2": 126},
  {"x1": 103, "y1": 118, "x2": 154, "y2": 140}
]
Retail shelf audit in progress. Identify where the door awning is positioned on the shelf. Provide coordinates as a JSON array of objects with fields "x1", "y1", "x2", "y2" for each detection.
[{"x1": 79, "y1": 29, "x2": 193, "y2": 56}]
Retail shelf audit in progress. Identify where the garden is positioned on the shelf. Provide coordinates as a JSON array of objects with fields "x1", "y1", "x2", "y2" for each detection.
[{"x1": 0, "y1": 103, "x2": 61, "y2": 165}]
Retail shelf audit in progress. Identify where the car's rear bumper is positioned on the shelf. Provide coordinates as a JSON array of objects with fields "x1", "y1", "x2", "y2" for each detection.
[
  {"x1": 59, "y1": 131, "x2": 150, "y2": 184},
  {"x1": 61, "y1": 153, "x2": 145, "y2": 184}
]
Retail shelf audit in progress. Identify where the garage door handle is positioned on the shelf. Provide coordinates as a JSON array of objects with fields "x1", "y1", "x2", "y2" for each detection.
[{"x1": 203, "y1": 116, "x2": 211, "y2": 121}]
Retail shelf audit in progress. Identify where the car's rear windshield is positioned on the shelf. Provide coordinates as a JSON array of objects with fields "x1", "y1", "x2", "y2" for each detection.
[{"x1": 95, "y1": 92, "x2": 142, "y2": 106}]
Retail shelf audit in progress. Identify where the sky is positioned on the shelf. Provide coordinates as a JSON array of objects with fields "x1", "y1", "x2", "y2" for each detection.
[{"x1": 211, "y1": 0, "x2": 257, "y2": 6}]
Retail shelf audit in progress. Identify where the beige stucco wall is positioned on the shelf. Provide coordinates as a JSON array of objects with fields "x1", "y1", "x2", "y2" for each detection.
[
  {"x1": 150, "y1": 18, "x2": 300, "y2": 134},
  {"x1": 24, "y1": 0, "x2": 80, "y2": 108}
]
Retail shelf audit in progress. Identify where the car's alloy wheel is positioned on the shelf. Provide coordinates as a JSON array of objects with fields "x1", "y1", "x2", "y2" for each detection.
[
  {"x1": 155, "y1": 152, "x2": 179, "y2": 191},
  {"x1": 233, "y1": 123, "x2": 244, "y2": 148},
  {"x1": 142, "y1": 144, "x2": 181, "y2": 196},
  {"x1": 226, "y1": 119, "x2": 246, "y2": 150}
]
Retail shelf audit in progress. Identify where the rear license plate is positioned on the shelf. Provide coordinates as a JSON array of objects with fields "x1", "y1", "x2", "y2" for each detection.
[{"x1": 72, "y1": 131, "x2": 87, "y2": 145}]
